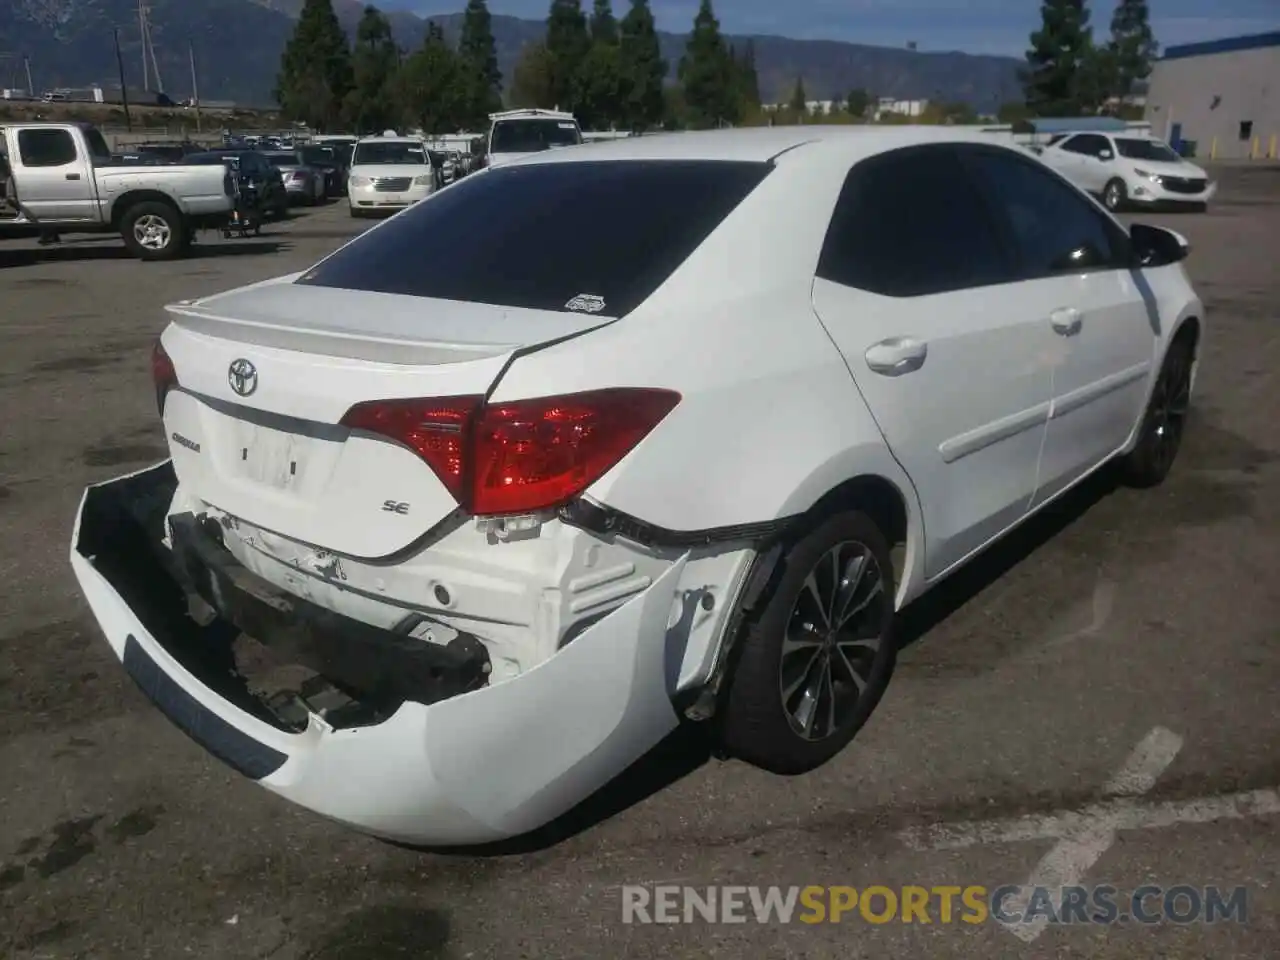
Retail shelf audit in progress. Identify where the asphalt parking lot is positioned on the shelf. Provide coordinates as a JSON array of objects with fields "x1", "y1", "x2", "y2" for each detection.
[{"x1": 2, "y1": 169, "x2": 1279, "y2": 959}]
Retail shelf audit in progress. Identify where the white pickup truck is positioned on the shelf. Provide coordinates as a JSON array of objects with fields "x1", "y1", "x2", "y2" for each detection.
[{"x1": 1, "y1": 121, "x2": 236, "y2": 260}]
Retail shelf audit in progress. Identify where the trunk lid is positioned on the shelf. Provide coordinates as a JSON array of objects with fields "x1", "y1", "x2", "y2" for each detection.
[{"x1": 159, "y1": 278, "x2": 614, "y2": 558}]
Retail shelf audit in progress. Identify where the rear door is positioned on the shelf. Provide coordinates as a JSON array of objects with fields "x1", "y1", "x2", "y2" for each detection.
[
  {"x1": 958, "y1": 144, "x2": 1156, "y2": 507},
  {"x1": 810, "y1": 144, "x2": 1053, "y2": 579}
]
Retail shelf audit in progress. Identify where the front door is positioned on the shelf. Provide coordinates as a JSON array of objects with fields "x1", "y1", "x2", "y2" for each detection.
[
  {"x1": 13, "y1": 127, "x2": 95, "y2": 222},
  {"x1": 958, "y1": 145, "x2": 1157, "y2": 507},
  {"x1": 810, "y1": 144, "x2": 1053, "y2": 580}
]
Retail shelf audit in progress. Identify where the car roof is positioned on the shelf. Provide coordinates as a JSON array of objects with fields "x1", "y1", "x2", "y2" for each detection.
[{"x1": 508, "y1": 125, "x2": 1025, "y2": 167}]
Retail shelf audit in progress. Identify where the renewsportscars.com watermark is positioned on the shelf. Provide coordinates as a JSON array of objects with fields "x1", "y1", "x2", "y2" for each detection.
[{"x1": 620, "y1": 884, "x2": 1249, "y2": 926}]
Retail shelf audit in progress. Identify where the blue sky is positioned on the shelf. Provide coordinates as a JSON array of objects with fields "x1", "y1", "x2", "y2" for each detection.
[{"x1": 390, "y1": 0, "x2": 1280, "y2": 56}]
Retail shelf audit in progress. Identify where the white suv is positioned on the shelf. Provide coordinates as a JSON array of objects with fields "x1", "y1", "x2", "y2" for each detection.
[
  {"x1": 483, "y1": 108, "x2": 583, "y2": 169},
  {"x1": 1035, "y1": 131, "x2": 1216, "y2": 212}
]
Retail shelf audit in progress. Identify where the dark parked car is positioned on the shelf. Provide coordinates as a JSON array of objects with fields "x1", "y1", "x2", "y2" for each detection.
[
  {"x1": 186, "y1": 149, "x2": 289, "y2": 220},
  {"x1": 298, "y1": 145, "x2": 346, "y2": 196}
]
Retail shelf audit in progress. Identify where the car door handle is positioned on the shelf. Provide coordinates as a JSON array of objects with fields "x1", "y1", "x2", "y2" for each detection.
[
  {"x1": 865, "y1": 337, "x2": 928, "y2": 376},
  {"x1": 65, "y1": 173, "x2": 81, "y2": 180},
  {"x1": 1049, "y1": 308, "x2": 1082, "y2": 336}
]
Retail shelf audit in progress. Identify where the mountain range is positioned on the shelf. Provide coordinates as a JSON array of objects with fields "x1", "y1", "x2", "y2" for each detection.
[{"x1": 2, "y1": 0, "x2": 1024, "y2": 110}]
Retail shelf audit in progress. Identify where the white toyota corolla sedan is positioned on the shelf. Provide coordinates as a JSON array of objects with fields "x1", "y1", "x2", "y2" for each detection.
[{"x1": 70, "y1": 126, "x2": 1202, "y2": 847}]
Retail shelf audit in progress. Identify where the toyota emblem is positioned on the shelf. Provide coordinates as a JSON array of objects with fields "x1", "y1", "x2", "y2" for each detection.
[{"x1": 228, "y1": 358, "x2": 258, "y2": 397}]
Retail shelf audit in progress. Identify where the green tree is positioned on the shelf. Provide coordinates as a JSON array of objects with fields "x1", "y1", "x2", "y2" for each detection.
[
  {"x1": 589, "y1": 0, "x2": 618, "y2": 44},
  {"x1": 728, "y1": 41, "x2": 760, "y2": 112},
  {"x1": 346, "y1": 6, "x2": 400, "y2": 134},
  {"x1": 575, "y1": 41, "x2": 623, "y2": 129},
  {"x1": 1107, "y1": 0, "x2": 1157, "y2": 101},
  {"x1": 678, "y1": 0, "x2": 738, "y2": 127},
  {"x1": 577, "y1": 0, "x2": 623, "y2": 129},
  {"x1": 788, "y1": 76, "x2": 807, "y2": 114},
  {"x1": 617, "y1": 0, "x2": 666, "y2": 131},
  {"x1": 845, "y1": 87, "x2": 870, "y2": 119},
  {"x1": 459, "y1": 0, "x2": 503, "y2": 129},
  {"x1": 396, "y1": 21, "x2": 466, "y2": 134},
  {"x1": 546, "y1": 0, "x2": 592, "y2": 109},
  {"x1": 276, "y1": 0, "x2": 354, "y2": 132},
  {"x1": 510, "y1": 41, "x2": 557, "y2": 108},
  {"x1": 1023, "y1": 0, "x2": 1094, "y2": 116}
]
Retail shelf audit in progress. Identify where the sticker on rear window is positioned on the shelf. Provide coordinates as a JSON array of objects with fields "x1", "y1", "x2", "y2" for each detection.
[
  {"x1": 558, "y1": 122, "x2": 577, "y2": 130},
  {"x1": 565, "y1": 294, "x2": 606, "y2": 314}
]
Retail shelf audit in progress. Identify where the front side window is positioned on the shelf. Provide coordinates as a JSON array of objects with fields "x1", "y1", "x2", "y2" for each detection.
[
  {"x1": 18, "y1": 129, "x2": 77, "y2": 167},
  {"x1": 297, "y1": 159, "x2": 771, "y2": 317},
  {"x1": 352, "y1": 141, "x2": 427, "y2": 165},
  {"x1": 1060, "y1": 134, "x2": 1110, "y2": 156},
  {"x1": 1114, "y1": 138, "x2": 1181, "y2": 163},
  {"x1": 817, "y1": 145, "x2": 1014, "y2": 298},
  {"x1": 958, "y1": 146, "x2": 1129, "y2": 278},
  {"x1": 490, "y1": 119, "x2": 582, "y2": 154}
]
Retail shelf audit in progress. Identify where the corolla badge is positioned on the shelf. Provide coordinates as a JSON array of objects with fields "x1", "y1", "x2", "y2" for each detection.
[{"x1": 228, "y1": 358, "x2": 259, "y2": 397}]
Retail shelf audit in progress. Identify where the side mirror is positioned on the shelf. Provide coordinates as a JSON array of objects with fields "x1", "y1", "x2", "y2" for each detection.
[
  {"x1": 1130, "y1": 223, "x2": 1190, "y2": 267},
  {"x1": 1097, "y1": 150, "x2": 1113, "y2": 161}
]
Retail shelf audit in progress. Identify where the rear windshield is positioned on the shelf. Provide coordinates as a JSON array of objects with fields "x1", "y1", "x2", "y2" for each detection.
[
  {"x1": 264, "y1": 152, "x2": 301, "y2": 166},
  {"x1": 491, "y1": 119, "x2": 582, "y2": 153},
  {"x1": 352, "y1": 141, "x2": 426, "y2": 165},
  {"x1": 296, "y1": 160, "x2": 772, "y2": 317}
]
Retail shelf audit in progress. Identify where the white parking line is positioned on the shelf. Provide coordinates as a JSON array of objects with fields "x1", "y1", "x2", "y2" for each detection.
[
  {"x1": 896, "y1": 727, "x2": 1280, "y2": 943},
  {"x1": 998, "y1": 727, "x2": 1182, "y2": 943}
]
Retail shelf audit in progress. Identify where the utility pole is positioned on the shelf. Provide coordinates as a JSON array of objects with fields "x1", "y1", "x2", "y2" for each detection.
[
  {"x1": 138, "y1": 0, "x2": 149, "y2": 90},
  {"x1": 114, "y1": 28, "x2": 133, "y2": 130},
  {"x1": 24, "y1": 56, "x2": 34, "y2": 96},
  {"x1": 188, "y1": 40, "x2": 202, "y2": 132}
]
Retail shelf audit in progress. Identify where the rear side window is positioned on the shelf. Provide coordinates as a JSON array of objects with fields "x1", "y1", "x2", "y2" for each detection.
[
  {"x1": 18, "y1": 129, "x2": 77, "y2": 167},
  {"x1": 297, "y1": 160, "x2": 772, "y2": 317},
  {"x1": 817, "y1": 145, "x2": 1013, "y2": 298}
]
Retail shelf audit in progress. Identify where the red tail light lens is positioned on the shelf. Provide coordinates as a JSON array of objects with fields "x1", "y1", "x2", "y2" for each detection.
[
  {"x1": 471, "y1": 389, "x2": 680, "y2": 515},
  {"x1": 151, "y1": 338, "x2": 178, "y2": 415},
  {"x1": 340, "y1": 396, "x2": 483, "y2": 503},
  {"x1": 339, "y1": 388, "x2": 680, "y2": 516}
]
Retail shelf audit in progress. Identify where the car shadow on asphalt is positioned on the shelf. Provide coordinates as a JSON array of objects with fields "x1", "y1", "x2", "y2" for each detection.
[
  {"x1": 0, "y1": 240, "x2": 289, "y2": 267},
  {"x1": 895, "y1": 464, "x2": 1120, "y2": 650}
]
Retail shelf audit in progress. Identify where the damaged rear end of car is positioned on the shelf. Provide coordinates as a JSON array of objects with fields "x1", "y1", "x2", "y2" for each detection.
[{"x1": 70, "y1": 156, "x2": 778, "y2": 845}]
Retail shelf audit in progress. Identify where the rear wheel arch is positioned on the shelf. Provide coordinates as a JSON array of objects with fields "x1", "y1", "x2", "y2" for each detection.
[
  {"x1": 111, "y1": 189, "x2": 182, "y2": 230},
  {"x1": 785, "y1": 473, "x2": 914, "y2": 598}
]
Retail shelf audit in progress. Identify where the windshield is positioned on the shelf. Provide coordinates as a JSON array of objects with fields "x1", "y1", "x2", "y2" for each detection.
[
  {"x1": 1114, "y1": 138, "x2": 1182, "y2": 163},
  {"x1": 352, "y1": 141, "x2": 426, "y2": 165},
  {"x1": 264, "y1": 152, "x2": 302, "y2": 167},
  {"x1": 491, "y1": 119, "x2": 582, "y2": 154}
]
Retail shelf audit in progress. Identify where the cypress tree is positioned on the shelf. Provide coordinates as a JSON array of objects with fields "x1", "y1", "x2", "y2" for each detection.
[{"x1": 276, "y1": 0, "x2": 355, "y2": 131}]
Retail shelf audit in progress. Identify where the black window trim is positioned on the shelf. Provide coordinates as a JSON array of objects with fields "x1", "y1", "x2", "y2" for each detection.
[
  {"x1": 815, "y1": 142, "x2": 1021, "y2": 299},
  {"x1": 952, "y1": 142, "x2": 1134, "y2": 281}
]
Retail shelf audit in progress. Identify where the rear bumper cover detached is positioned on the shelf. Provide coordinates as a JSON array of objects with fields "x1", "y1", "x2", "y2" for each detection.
[{"x1": 69, "y1": 460, "x2": 689, "y2": 846}]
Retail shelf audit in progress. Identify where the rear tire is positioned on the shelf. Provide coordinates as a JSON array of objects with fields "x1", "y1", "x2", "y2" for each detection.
[
  {"x1": 1122, "y1": 335, "x2": 1194, "y2": 488},
  {"x1": 121, "y1": 201, "x2": 187, "y2": 261},
  {"x1": 718, "y1": 511, "x2": 897, "y2": 775}
]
